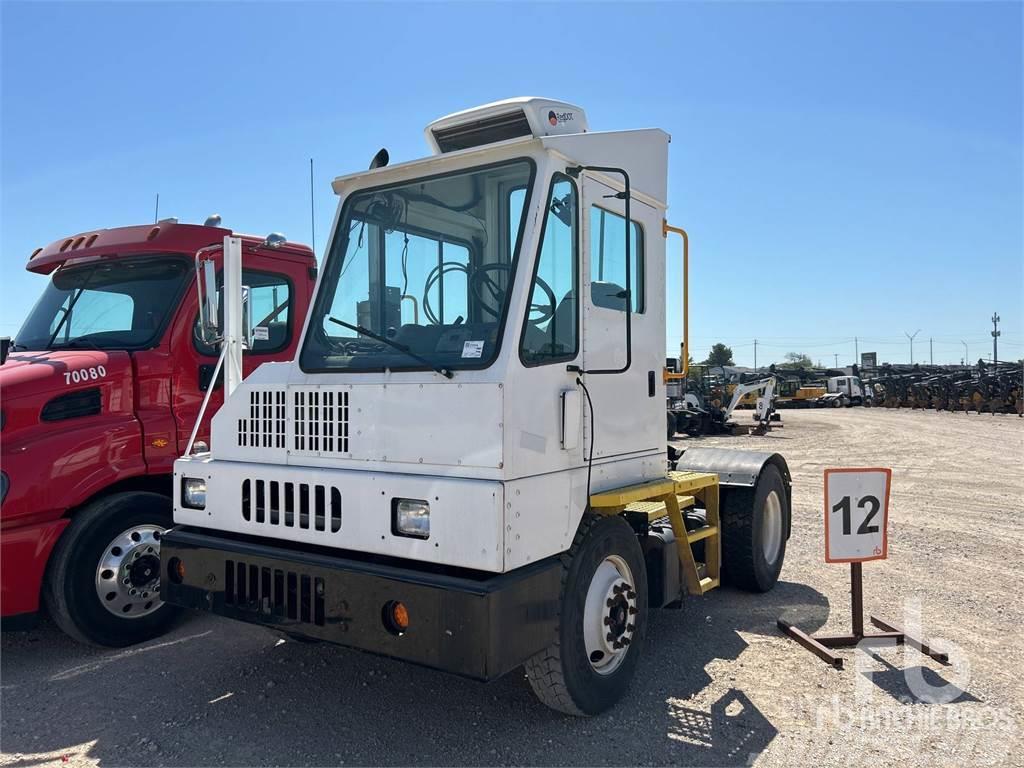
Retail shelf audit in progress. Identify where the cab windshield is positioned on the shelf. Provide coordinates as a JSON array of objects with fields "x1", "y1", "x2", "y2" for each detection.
[
  {"x1": 15, "y1": 256, "x2": 190, "y2": 351},
  {"x1": 301, "y1": 159, "x2": 535, "y2": 372}
]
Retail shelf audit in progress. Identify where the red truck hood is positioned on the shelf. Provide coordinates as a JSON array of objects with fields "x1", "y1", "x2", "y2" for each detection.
[{"x1": 0, "y1": 350, "x2": 132, "y2": 403}]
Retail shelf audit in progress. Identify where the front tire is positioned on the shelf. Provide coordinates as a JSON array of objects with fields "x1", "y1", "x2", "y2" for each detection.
[
  {"x1": 44, "y1": 492, "x2": 180, "y2": 647},
  {"x1": 525, "y1": 514, "x2": 648, "y2": 716},
  {"x1": 720, "y1": 465, "x2": 789, "y2": 592}
]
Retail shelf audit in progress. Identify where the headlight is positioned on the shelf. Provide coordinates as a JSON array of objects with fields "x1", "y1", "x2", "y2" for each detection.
[
  {"x1": 181, "y1": 477, "x2": 207, "y2": 510},
  {"x1": 392, "y1": 498, "x2": 429, "y2": 539}
]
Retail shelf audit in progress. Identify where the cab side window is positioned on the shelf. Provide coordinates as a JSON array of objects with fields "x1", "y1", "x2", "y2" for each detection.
[
  {"x1": 590, "y1": 207, "x2": 644, "y2": 313},
  {"x1": 194, "y1": 271, "x2": 292, "y2": 356},
  {"x1": 519, "y1": 175, "x2": 578, "y2": 365}
]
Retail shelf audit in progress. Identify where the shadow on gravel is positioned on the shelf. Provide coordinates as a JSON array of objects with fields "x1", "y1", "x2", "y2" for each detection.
[
  {"x1": 1, "y1": 581, "x2": 830, "y2": 767},
  {"x1": 862, "y1": 653, "x2": 980, "y2": 705}
]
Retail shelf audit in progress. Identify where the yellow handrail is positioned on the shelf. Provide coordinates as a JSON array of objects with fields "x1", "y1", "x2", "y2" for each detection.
[{"x1": 663, "y1": 221, "x2": 689, "y2": 377}]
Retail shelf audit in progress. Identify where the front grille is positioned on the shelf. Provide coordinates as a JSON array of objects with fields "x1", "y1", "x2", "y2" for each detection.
[
  {"x1": 241, "y1": 479, "x2": 341, "y2": 533},
  {"x1": 224, "y1": 559, "x2": 325, "y2": 625},
  {"x1": 238, "y1": 389, "x2": 286, "y2": 449},
  {"x1": 293, "y1": 389, "x2": 349, "y2": 453}
]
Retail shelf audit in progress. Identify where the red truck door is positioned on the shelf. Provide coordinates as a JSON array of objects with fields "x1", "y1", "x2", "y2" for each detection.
[{"x1": 168, "y1": 257, "x2": 312, "y2": 456}]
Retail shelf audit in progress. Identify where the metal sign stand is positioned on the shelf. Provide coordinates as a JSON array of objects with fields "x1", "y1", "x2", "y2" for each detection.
[{"x1": 777, "y1": 562, "x2": 950, "y2": 669}]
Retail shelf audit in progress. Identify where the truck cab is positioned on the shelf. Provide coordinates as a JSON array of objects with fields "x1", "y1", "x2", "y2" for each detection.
[
  {"x1": 1, "y1": 220, "x2": 315, "y2": 645},
  {"x1": 161, "y1": 98, "x2": 792, "y2": 715},
  {"x1": 827, "y1": 375, "x2": 865, "y2": 405}
]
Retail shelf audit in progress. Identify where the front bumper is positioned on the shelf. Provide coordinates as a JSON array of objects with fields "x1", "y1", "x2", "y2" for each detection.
[{"x1": 160, "y1": 527, "x2": 561, "y2": 681}]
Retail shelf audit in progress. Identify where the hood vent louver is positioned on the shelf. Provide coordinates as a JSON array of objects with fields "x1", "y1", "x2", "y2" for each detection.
[
  {"x1": 431, "y1": 110, "x2": 532, "y2": 153},
  {"x1": 41, "y1": 388, "x2": 101, "y2": 422}
]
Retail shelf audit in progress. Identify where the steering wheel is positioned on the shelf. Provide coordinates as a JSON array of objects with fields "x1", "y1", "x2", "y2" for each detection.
[
  {"x1": 423, "y1": 261, "x2": 471, "y2": 325},
  {"x1": 470, "y1": 263, "x2": 557, "y2": 324}
]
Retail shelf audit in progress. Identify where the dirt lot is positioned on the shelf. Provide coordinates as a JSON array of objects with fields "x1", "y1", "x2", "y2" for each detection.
[{"x1": 2, "y1": 408, "x2": 1022, "y2": 767}]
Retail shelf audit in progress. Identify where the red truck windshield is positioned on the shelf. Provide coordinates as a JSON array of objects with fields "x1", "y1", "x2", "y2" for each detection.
[{"x1": 15, "y1": 255, "x2": 191, "y2": 351}]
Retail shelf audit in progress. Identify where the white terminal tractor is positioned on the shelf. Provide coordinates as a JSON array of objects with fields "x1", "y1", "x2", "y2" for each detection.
[{"x1": 163, "y1": 97, "x2": 793, "y2": 715}]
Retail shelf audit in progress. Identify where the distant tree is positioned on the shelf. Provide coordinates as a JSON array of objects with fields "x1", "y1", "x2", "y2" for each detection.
[
  {"x1": 703, "y1": 343, "x2": 735, "y2": 367},
  {"x1": 779, "y1": 352, "x2": 813, "y2": 369}
]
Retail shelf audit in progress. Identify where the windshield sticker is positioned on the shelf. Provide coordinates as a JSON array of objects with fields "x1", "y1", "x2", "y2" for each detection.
[
  {"x1": 252, "y1": 326, "x2": 269, "y2": 341},
  {"x1": 461, "y1": 340, "x2": 484, "y2": 359}
]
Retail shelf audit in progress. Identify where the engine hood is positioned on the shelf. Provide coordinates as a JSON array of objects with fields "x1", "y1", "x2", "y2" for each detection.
[{"x1": 0, "y1": 350, "x2": 132, "y2": 404}]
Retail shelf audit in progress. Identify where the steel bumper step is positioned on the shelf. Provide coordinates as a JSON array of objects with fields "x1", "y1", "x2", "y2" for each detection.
[{"x1": 160, "y1": 526, "x2": 561, "y2": 681}]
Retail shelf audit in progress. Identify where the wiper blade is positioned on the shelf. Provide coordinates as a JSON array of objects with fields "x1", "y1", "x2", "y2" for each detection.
[
  {"x1": 328, "y1": 316, "x2": 453, "y2": 379},
  {"x1": 52, "y1": 337, "x2": 102, "y2": 350}
]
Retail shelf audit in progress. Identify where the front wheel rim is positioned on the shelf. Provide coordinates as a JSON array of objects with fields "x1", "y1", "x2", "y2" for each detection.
[
  {"x1": 582, "y1": 555, "x2": 637, "y2": 675},
  {"x1": 761, "y1": 491, "x2": 783, "y2": 564},
  {"x1": 95, "y1": 525, "x2": 165, "y2": 618}
]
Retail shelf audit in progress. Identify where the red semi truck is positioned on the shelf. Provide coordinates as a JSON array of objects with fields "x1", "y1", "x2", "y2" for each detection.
[{"x1": 0, "y1": 219, "x2": 315, "y2": 645}]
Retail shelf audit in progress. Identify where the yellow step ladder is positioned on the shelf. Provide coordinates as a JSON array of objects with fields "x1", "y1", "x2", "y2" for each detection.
[{"x1": 589, "y1": 471, "x2": 721, "y2": 595}]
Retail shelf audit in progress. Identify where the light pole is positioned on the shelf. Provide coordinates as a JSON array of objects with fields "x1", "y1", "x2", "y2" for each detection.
[
  {"x1": 992, "y1": 312, "x2": 1001, "y2": 364},
  {"x1": 834, "y1": 353, "x2": 839, "y2": 368},
  {"x1": 905, "y1": 329, "x2": 921, "y2": 364},
  {"x1": 961, "y1": 340, "x2": 968, "y2": 367}
]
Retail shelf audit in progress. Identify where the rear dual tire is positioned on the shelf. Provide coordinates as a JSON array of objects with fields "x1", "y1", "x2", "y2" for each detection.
[{"x1": 721, "y1": 464, "x2": 788, "y2": 592}]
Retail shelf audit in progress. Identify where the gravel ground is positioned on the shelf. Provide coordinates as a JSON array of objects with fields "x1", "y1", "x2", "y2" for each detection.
[{"x1": 2, "y1": 408, "x2": 1022, "y2": 767}]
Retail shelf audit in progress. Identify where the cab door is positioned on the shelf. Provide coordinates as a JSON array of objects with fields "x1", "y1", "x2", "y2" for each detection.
[
  {"x1": 579, "y1": 172, "x2": 664, "y2": 460},
  {"x1": 170, "y1": 266, "x2": 299, "y2": 455}
]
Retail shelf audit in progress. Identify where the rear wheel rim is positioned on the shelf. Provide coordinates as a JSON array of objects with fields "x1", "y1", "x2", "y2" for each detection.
[
  {"x1": 95, "y1": 525, "x2": 164, "y2": 619},
  {"x1": 761, "y1": 491, "x2": 783, "y2": 564},
  {"x1": 582, "y1": 555, "x2": 637, "y2": 675}
]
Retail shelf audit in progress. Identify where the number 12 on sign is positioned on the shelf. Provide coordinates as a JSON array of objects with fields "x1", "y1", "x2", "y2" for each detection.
[{"x1": 824, "y1": 468, "x2": 891, "y2": 563}]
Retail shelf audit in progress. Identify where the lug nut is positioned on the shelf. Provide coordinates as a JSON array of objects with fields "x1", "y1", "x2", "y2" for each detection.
[
  {"x1": 606, "y1": 598, "x2": 615, "y2": 608},
  {"x1": 621, "y1": 637, "x2": 631, "y2": 646},
  {"x1": 628, "y1": 606, "x2": 638, "y2": 615},
  {"x1": 626, "y1": 623, "x2": 635, "y2": 632},
  {"x1": 626, "y1": 590, "x2": 637, "y2": 600},
  {"x1": 603, "y1": 616, "x2": 613, "y2": 626},
  {"x1": 606, "y1": 632, "x2": 615, "y2": 642}
]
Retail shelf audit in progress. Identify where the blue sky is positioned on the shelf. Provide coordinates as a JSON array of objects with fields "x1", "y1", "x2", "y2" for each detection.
[{"x1": 2, "y1": 1, "x2": 1021, "y2": 367}]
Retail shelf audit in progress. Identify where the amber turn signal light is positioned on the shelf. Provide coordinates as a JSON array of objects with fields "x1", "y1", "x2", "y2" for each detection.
[{"x1": 383, "y1": 600, "x2": 409, "y2": 635}]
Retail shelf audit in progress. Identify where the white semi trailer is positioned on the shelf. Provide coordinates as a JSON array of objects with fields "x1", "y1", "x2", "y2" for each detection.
[{"x1": 161, "y1": 98, "x2": 792, "y2": 715}]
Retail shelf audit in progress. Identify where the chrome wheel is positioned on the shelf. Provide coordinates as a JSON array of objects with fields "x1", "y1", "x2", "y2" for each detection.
[
  {"x1": 761, "y1": 490, "x2": 783, "y2": 565},
  {"x1": 582, "y1": 555, "x2": 637, "y2": 675},
  {"x1": 94, "y1": 525, "x2": 164, "y2": 618}
]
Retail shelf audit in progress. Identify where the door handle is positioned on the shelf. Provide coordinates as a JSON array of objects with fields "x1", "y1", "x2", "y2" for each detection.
[{"x1": 198, "y1": 364, "x2": 223, "y2": 392}]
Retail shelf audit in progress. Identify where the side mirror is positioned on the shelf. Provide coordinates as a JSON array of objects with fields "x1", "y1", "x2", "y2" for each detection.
[
  {"x1": 197, "y1": 258, "x2": 220, "y2": 345},
  {"x1": 0, "y1": 337, "x2": 10, "y2": 366},
  {"x1": 241, "y1": 285, "x2": 254, "y2": 350}
]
